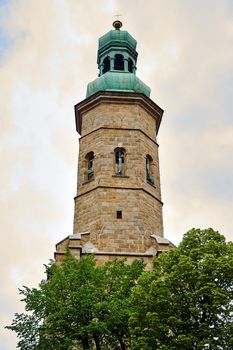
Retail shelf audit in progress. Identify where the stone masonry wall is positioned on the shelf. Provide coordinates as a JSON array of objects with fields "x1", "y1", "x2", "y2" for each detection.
[
  {"x1": 81, "y1": 103, "x2": 157, "y2": 140},
  {"x1": 74, "y1": 187, "x2": 163, "y2": 253},
  {"x1": 76, "y1": 128, "x2": 161, "y2": 197},
  {"x1": 72, "y1": 97, "x2": 164, "y2": 254}
]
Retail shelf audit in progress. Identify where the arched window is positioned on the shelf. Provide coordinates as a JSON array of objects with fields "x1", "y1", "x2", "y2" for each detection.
[
  {"x1": 114, "y1": 54, "x2": 124, "y2": 71},
  {"x1": 85, "y1": 152, "x2": 94, "y2": 180},
  {"x1": 128, "y1": 58, "x2": 133, "y2": 73},
  {"x1": 103, "y1": 56, "x2": 110, "y2": 74},
  {"x1": 114, "y1": 147, "x2": 125, "y2": 176},
  {"x1": 146, "y1": 154, "x2": 154, "y2": 184}
]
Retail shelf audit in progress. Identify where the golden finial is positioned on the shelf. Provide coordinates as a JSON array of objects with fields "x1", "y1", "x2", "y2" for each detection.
[{"x1": 113, "y1": 13, "x2": 122, "y2": 30}]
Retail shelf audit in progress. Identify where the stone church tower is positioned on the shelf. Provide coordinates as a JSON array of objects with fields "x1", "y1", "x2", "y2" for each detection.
[{"x1": 55, "y1": 21, "x2": 174, "y2": 266}]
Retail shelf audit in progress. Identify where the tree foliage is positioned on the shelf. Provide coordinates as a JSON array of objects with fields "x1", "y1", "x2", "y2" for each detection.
[
  {"x1": 7, "y1": 228, "x2": 233, "y2": 350},
  {"x1": 130, "y1": 228, "x2": 233, "y2": 349},
  {"x1": 6, "y1": 252, "x2": 144, "y2": 349}
]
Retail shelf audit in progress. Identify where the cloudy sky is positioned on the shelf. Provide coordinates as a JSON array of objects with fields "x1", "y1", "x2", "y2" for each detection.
[{"x1": 1, "y1": 0, "x2": 233, "y2": 348}]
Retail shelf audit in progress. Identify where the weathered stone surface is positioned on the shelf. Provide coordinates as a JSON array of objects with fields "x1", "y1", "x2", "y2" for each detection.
[
  {"x1": 55, "y1": 92, "x2": 174, "y2": 265},
  {"x1": 73, "y1": 93, "x2": 163, "y2": 253}
]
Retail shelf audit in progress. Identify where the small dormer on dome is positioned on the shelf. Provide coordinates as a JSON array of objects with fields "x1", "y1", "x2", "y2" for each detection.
[{"x1": 86, "y1": 22, "x2": 151, "y2": 98}]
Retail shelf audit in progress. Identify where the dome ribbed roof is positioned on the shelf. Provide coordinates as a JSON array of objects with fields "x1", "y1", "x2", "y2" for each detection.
[
  {"x1": 98, "y1": 30, "x2": 137, "y2": 52},
  {"x1": 86, "y1": 71, "x2": 151, "y2": 98}
]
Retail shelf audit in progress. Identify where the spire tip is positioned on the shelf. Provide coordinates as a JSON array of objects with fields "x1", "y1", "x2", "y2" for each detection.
[{"x1": 113, "y1": 20, "x2": 122, "y2": 30}]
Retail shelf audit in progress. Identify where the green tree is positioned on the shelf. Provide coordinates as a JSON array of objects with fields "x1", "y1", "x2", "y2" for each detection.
[
  {"x1": 6, "y1": 252, "x2": 144, "y2": 350},
  {"x1": 130, "y1": 228, "x2": 233, "y2": 349}
]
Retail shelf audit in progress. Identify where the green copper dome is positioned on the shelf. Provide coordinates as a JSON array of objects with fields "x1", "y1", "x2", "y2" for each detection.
[
  {"x1": 98, "y1": 29, "x2": 137, "y2": 53},
  {"x1": 86, "y1": 21, "x2": 151, "y2": 98},
  {"x1": 86, "y1": 71, "x2": 151, "y2": 97}
]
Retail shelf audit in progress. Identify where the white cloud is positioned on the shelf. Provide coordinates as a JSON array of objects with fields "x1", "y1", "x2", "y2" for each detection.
[{"x1": 103, "y1": 0, "x2": 118, "y2": 12}]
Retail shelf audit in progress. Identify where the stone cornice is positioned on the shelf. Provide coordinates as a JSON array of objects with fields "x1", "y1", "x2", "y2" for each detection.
[
  {"x1": 74, "y1": 185, "x2": 163, "y2": 205},
  {"x1": 74, "y1": 91, "x2": 163, "y2": 135},
  {"x1": 79, "y1": 126, "x2": 159, "y2": 147}
]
